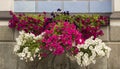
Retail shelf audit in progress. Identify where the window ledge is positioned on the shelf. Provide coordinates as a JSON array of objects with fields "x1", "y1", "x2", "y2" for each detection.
[
  {"x1": 0, "y1": 11, "x2": 111, "y2": 20},
  {"x1": 0, "y1": 11, "x2": 11, "y2": 20},
  {"x1": 110, "y1": 12, "x2": 120, "y2": 19}
]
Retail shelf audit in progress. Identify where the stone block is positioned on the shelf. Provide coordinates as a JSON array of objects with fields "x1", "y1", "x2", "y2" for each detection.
[
  {"x1": 17, "y1": 60, "x2": 37, "y2": 69},
  {"x1": 14, "y1": 30, "x2": 19, "y2": 40},
  {"x1": 99, "y1": 26, "x2": 109, "y2": 41},
  {"x1": 0, "y1": 0, "x2": 14, "y2": 11},
  {"x1": 106, "y1": 42, "x2": 120, "y2": 69},
  {"x1": 0, "y1": 42, "x2": 17, "y2": 69},
  {"x1": 110, "y1": 20, "x2": 120, "y2": 41},
  {"x1": 0, "y1": 25, "x2": 14, "y2": 41},
  {"x1": 88, "y1": 57, "x2": 107, "y2": 69},
  {"x1": 17, "y1": 54, "x2": 86, "y2": 69}
]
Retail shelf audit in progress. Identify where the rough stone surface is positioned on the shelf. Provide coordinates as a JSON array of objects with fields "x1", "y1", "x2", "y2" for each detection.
[
  {"x1": 110, "y1": 20, "x2": 120, "y2": 41},
  {"x1": 107, "y1": 42, "x2": 120, "y2": 69},
  {"x1": 17, "y1": 54, "x2": 86, "y2": 69},
  {"x1": 0, "y1": 26, "x2": 14, "y2": 41},
  {"x1": 14, "y1": 30, "x2": 19, "y2": 40},
  {"x1": 110, "y1": 12, "x2": 120, "y2": 19},
  {"x1": 1, "y1": 18, "x2": 120, "y2": 69},
  {"x1": 88, "y1": 57, "x2": 107, "y2": 69},
  {"x1": 17, "y1": 59, "x2": 38, "y2": 69},
  {"x1": 99, "y1": 26, "x2": 109, "y2": 41},
  {"x1": 0, "y1": 42, "x2": 17, "y2": 69}
]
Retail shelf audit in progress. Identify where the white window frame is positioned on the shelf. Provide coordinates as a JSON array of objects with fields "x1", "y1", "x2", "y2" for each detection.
[{"x1": 13, "y1": 0, "x2": 112, "y2": 13}]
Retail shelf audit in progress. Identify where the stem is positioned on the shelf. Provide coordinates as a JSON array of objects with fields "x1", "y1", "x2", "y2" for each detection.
[
  {"x1": 34, "y1": 58, "x2": 39, "y2": 69},
  {"x1": 68, "y1": 57, "x2": 71, "y2": 69},
  {"x1": 85, "y1": 66, "x2": 89, "y2": 69},
  {"x1": 51, "y1": 55, "x2": 56, "y2": 69}
]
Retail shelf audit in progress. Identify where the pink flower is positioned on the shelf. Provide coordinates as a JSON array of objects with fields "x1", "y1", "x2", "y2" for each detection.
[
  {"x1": 41, "y1": 21, "x2": 84, "y2": 55},
  {"x1": 53, "y1": 46, "x2": 64, "y2": 55}
]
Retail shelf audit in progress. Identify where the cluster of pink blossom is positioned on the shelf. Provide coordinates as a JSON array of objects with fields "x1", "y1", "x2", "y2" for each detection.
[
  {"x1": 73, "y1": 15, "x2": 109, "y2": 40},
  {"x1": 9, "y1": 11, "x2": 110, "y2": 62},
  {"x1": 41, "y1": 22, "x2": 84, "y2": 56},
  {"x1": 9, "y1": 11, "x2": 48, "y2": 36},
  {"x1": 10, "y1": 11, "x2": 111, "y2": 67},
  {"x1": 9, "y1": 11, "x2": 109, "y2": 40}
]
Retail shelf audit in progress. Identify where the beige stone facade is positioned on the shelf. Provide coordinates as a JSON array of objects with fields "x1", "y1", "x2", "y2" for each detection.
[{"x1": 0, "y1": 0, "x2": 120, "y2": 69}]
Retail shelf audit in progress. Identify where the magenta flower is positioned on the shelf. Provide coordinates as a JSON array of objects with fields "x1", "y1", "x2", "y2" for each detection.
[
  {"x1": 53, "y1": 46, "x2": 64, "y2": 55},
  {"x1": 41, "y1": 21, "x2": 84, "y2": 56}
]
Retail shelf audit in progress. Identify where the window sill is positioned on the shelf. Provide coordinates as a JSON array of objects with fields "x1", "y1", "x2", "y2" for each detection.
[
  {"x1": 0, "y1": 11, "x2": 112, "y2": 20},
  {"x1": 0, "y1": 11, "x2": 12, "y2": 20},
  {"x1": 110, "y1": 12, "x2": 120, "y2": 19}
]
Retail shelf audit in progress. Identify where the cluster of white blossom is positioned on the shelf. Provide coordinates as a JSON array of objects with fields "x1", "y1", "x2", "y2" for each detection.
[
  {"x1": 75, "y1": 36, "x2": 111, "y2": 66},
  {"x1": 14, "y1": 31, "x2": 45, "y2": 62}
]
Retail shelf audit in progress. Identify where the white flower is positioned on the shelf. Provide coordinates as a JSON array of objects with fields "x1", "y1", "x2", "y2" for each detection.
[
  {"x1": 41, "y1": 32, "x2": 45, "y2": 36},
  {"x1": 14, "y1": 45, "x2": 20, "y2": 52},
  {"x1": 27, "y1": 52, "x2": 31, "y2": 58},
  {"x1": 72, "y1": 41, "x2": 76, "y2": 47},
  {"x1": 14, "y1": 31, "x2": 44, "y2": 61},
  {"x1": 75, "y1": 52, "x2": 82, "y2": 58},
  {"x1": 16, "y1": 38, "x2": 22, "y2": 46},
  {"x1": 35, "y1": 48, "x2": 39, "y2": 53},
  {"x1": 23, "y1": 47, "x2": 29, "y2": 53},
  {"x1": 79, "y1": 52, "x2": 83, "y2": 56},
  {"x1": 22, "y1": 40, "x2": 26, "y2": 45},
  {"x1": 39, "y1": 57, "x2": 42, "y2": 60},
  {"x1": 30, "y1": 57, "x2": 34, "y2": 61},
  {"x1": 83, "y1": 44, "x2": 89, "y2": 49},
  {"x1": 75, "y1": 53, "x2": 82, "y2": 65},
  {"x1": 20, "y1": 57, "x2": 24, "y2": 60},
  {"x1": 18, "y1": 53, "x2": 26, "y2": 58},
  {"x1": 34, "y1": 32, "x2": 45, "y2": 40},
  {"x1": 19, "y1": 30, "x2": 25, "y2": 35},
  {"x1": 76, "y1": 44, "x2": 82, "y2": 49},
  {"x1": 104, "y1": 46, "x2": 111, "y2": 58},
  {"x1": 89, "y1": 46, "x2": 93, "y2": 50},
  {"x1": 76, "y1": 57, "x2": 82, "y2": 65},
  {"x1": 82, "y1": 53, "x2": 89, "y2": 66},
  {"x1": 29, "y1": 33, "x2": 35, "y2": 37},
  {"x1": 97, "y1": 50, "x2": 105, "y2": 57},
  {"x1": 33, "y1": 40, "x2": 36, "y2": 42},
  {"x1": 92, "y1": 60, "x2": 96, "y2": 64},
  {"x1": 79, "y1": 39, "x2": 82, "y2": 43},
  {"x1": 76, "y1": 36, "x2": 111, "y2": 66}
]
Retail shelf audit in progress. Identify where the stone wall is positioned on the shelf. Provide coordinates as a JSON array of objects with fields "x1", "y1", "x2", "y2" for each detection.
[{"x1": 0, "y1": 18, "x2": 120, "y2": 69}]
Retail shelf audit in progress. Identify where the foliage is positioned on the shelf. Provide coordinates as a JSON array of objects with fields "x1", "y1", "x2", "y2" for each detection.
[{"x1": 9, "y1": 9, "x2": 111, "y2": 66}]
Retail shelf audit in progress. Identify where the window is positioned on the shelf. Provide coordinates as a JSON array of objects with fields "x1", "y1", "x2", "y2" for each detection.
[{"x1": 14, "y1": 0, "x2": 112, "y2": 13}]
